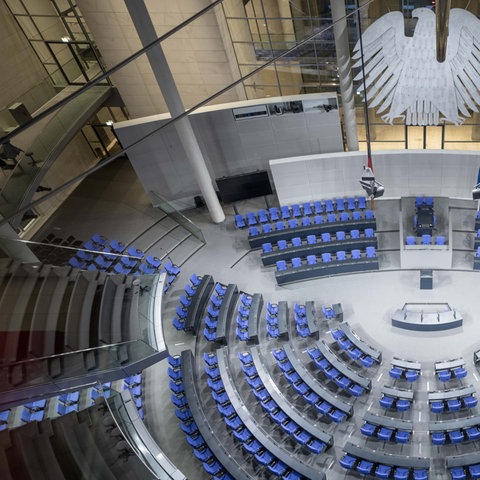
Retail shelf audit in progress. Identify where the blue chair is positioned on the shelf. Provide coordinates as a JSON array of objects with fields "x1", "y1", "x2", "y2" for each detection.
[
  {"x1": 365, "y1": 228, "x2": 374, "y2": 238},
  {"x1": 234, "y1": 214, "x2": 246, "y2": 228},
  {"x1": 466, "y1": 427, "x2": 480, "y2": 441},
  {"x1": 339, "y1": 212, "x2": 349, "y2": 221},
  {"x1": 389, "y1": 367, "x2": 403, "y2": 379},
  {"x1": 291, "y1": 237, "x2": 302, "y2": 247},
  {"x1": 447, "y1": 398, "x2": 461, "y2": 412},
  {"x1": 357, "y1": 460, "x2": 374, "y2": 475},
  {"x1": 180, "y1": 294, "x2": 191, "y2": 308},
  {"x1": 302, "y1": 202, "x2": 312, "y2": 215},
  {"x1": 207, "y1": 304, "x2": 220, "y2": 318},
  {"x1": 301, "y1": 216, "x2": 311, "y2": 226},
  {"x1": 321, "y1": 252, "x2": 332, "y2": 263},
  {"x1": 421, "y1": 234, "x2": 431, "y2": 245},
  {"x1": 339, "y1": 454, "x2": 357, "y2": 469},
  {"x1": 336, "y1": 198, "x2": 345, "y2": 211},
  {"x1": 377, "y1": 427, "x2": 393, "y2": 441},
  {"x1": 255, "y1": 449, "x2": 275, "y2": 466},
  {"x1": 336, "y1": 250, "x2": 347, "y2": 261},
  {"x1": 306, "y1": 438, "x2": 325, "y2": 454},
  {"x1": 68, "y1": 257, "x2": 86, "y2": 269},
  {"x1": 376, "y1": 464, "x2": 392, "y2": 479},
  {"x1": 292, "y1": 257, "x2": 302, "y2": 268},
  {"x1": 396, "y1": 399, "x2": 410, "y2": 411},
  {"x1": 366, "y1": 246, "x2": 376, "y2": 257},
  {"x1": 258, "y1": 209, "x2": 269, "y2": 223},
  {"x1": 276, "y1": 260, "x2": 287, "y2": 271},
  {"x1": 205, "y1": 316, "x2": 218, "y2": 329},
  {"x1": 365, "y1": 209, "x2": 375, "y2": 219},
  {"x1": 304, "y1": 390, "x2": 320, "y2": 406},
  {"x1": 321, "y1": 232, "x2": 331, "y2": 242},
  {"x1": 395, "y1": 430, "x2": 410, "y2": 443},
  {"x1": 287, "y1": 219, "x2": 298, "y2": 229},
  {"x1": 267, "y1": 325, "x2": 280, "y2": 338},
  {"x1": 190, "y1": 273, "x2": 202, "y2": 286},
  {"x1": 351, "y1": 249, "x2": 361, "y2": 259},
  {"x1": 246, "y1": 212, "x2": 257, "y2": 225},
  {"x1": 425, "y1": 196, "x2": 433, "y2": 206},
  {"x1": 314, "y1": 215, "x2": 323, "y2": 224},
  {"x1": 275, "y1": 221, "x2": 285, "y2": 231},
  {"x1": 249, "y1": 226, "x2": 259, "y2": 236},
  {"x1": 92, "y1": 233, "x2": 107, "y2": 247},
  {"x1": 449, "y1": 430, "x2": 464, "y2": 444},
  {"x1": 470, "y1": 465, "x2": 480, "y2": 479},
  {"x1": 360, "y1": 422, "x2": 376, "y2": 437},
  {"x1": 350, "y1": 229, "x2": 360, "y2": 239},
  {"x1": 204, "y1": 328, "x2": 216, "y2": 341},
  {"x1": 379, "y1": 395, "x2": 394, "y2": 409},
  {"x1": 291, "y1": 204, "x2": 302, "y2": 217},
  {"x1": 352, "y1": 211, "x2": 362, "y2": 220},
  {"x1": 277, "y1": 239, "x2": 288, "y2": 250},
  {"x1": 394, "y1": 468, "x2": 410, "y2": 480},
  {"x1": 172, "y1": 317, "x2": 185, "y2": 330},
  {"x1": 348, "y1": 384, "x2": 365, "y2": 397},
  {"x1": 436, "y1": 236, "x2": 446, "y2": 245},
  {"x1": 262, "y1": 223, "x2": 272, "y2": 233},
  {"x1": 357, "y1": 196, "x2": 367, "y2": 209},
  {"x1": 262, "y1": 242, "x2": 273, "y2": 253},
  {"x1": 267, "y1": 302, "x2": 278, "y2": 315},
  {"x1": 269, "y1": 207, "x2": 280, "y2": 221},
  {"x1": 454, "y1": 367, "x2": 467, "y2": 379},
  {"x1": 280, "y1": 206, "x2": 291, "y2": 219},
  {"x1": 313, "y1": 200, "x2": 323, "y2": 214},
  {"x1": 243, "y1": 438, "x2": 262, "y2": 454},
  {"x1": 347, "y1": 197, "x2": 356, "y2": 210},
  {"x1": 325, "y1": 199, "x2": 334, "y2": 212},
  {"x1": 203, "y1": 460, "x2": 222, "y2": 476},
  {"x1": 307, "y1": 234, "x2": 316, "y2": 244},
  {"x1": 76, "y1": 249, "x2": 94, "y2": 261},
  {"x1": 306, "y1": 255, "x2": 317, "y2": 265},
  {"x1": 463, "y1": 395, "x2": 478, "y2": 408},
  {"x1": 406, "y1": 236, "x2": 415, "y2": 245},
  {"x1": 109, "y1": 239, "x2": 126, "y2": 254},
  {"x1": 438, "y1": 370, "x2": 451, "y2": 382},
  {"x1": 328, "y1": 409, "x2": 346, "y2": 423},
  {"x1": 268, "y1": 460, "x2": 288, "y2": 476},
  {"x1": 405, "y1": 370, "x2": 419, "y2": 382},
  {"x1": 316, "y1": 401, "x2": 332, "y2": 415},
  {"x1": 430, "y1": 401, "x2": 444, "y2": 413},
  {"x1": 327, "y1": 213, "x2": 337, "y2": 222},
  {"x1": 336, "y1": 230, "x2": 346, "y2": 240},
  {"x1": 450, "y1": 467, "x2": 467, "y2": 480}
]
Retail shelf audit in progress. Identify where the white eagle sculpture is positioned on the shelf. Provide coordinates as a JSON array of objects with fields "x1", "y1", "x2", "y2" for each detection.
[{"x1": 353, "y1": 8, "x2": 480, "y2": 126}]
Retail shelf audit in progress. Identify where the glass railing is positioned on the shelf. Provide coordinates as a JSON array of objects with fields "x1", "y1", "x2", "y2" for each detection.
[
  {"x1": 150, "y1": 191, "x2": 205, "y2": 244},
  {"x1": 0, "y1": 339, "x2": 162, "y2": 409}
]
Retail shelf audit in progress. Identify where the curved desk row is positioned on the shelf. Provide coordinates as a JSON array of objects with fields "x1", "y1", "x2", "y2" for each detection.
[
  {"x1": 428, "y1": 385, "x2": 475, "y2": 402},
  {"x1": 214, "y1": 284, "x2": 238, "y2": 344},
  {"x1": 392, "y1": 309, "x2": 462, "y2": 332},
  {"x1": 284, "y1": 343, "x2": 354, "y2": 416},
  {"x1": 391, "y1": 357, "x2": 421, "y2": 372},
  {"x1": 429, "y1": 415, "x2": 480, "y2": 432},
  {"x1": 275, "y1": 257, "x2": 379, "y2": 285},
  {"x1": 249, "y1": 219, "x2": 377, "y2": 249},
  {"x1": 382, "y1": 385, "x2": 414, "y2": 401},
  {"x1": 364, "y1": 411, "x2": 413, "y2": 433},
  {"x1": 343, "y1": 441, "x2": 430, "y2": 470},
  {"x1": 180, "y1": 350, "x2": 253, "y2": 480},
  {"x1": 247, "y1": 294, "x2": 263, "y2": 343},
  {"x1": 315, "y1": 340, "x2": 371, "y2": 390},
  {"x1": 216, "y1": 347, "x2": 325, "y2": 480},
  {"x1": 337, "y1": 322, "x2": 382, "y2": 363},
  {"x1": 305, "y1": 301, "x2": 319, "y2": 339},
  {"x1": 435, "y1": 357, "x2": 465, "y2": 372},
  {"x1": 277, "y1": 301, "x2": 289, "y2": 339},
  {"x1": 185, "y1": 275, "x2": 214, "y2": 334},
  {"x1": 250, "y1": 345, "x2": 333, "y2": 446},
  {"x1": 261, "y1": 237, "x2": 377, "y2": 266},
  {"x1": 447, "y1": 451, "x2": 480, "y2": 469}
]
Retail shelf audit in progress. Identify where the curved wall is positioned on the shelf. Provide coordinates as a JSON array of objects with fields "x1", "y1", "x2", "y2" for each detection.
[{"x1": 270, "y1": 150, "x2": 480, "y2": 205}]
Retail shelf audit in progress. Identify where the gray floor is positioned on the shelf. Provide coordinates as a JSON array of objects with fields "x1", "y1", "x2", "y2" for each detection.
[{"x1": 35, "y1": 158, "x2": 480, "y2": 479}]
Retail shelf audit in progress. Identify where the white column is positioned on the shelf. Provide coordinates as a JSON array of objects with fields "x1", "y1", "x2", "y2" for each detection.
[
  {"x1": 330, "y1": 0, "x2": 359, "y2": 151},
  {"x1": 124, "y1": 0, "x2": 225, "y2": 223}
]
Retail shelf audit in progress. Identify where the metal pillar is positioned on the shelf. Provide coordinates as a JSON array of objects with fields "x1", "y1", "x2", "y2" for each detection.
[
  {"x1": 331, "y1": 0, "x2": 359, "y2": 151},
  {"x1": 124, "y1": 0, "x2": 225, "y2": 224},
  {"x1": 436, "y1": 0, "x2": 451, "y2": 63}
]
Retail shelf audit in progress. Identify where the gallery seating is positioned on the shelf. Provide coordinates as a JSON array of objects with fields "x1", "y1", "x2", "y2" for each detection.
[{"x1": 360, "y1": 411, "x2": 413, "y2": 444}]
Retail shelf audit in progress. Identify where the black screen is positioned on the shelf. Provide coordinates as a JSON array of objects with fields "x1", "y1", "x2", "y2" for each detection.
[{"x1": 216, "y1": 171, "x2": 272, "y2": 203}]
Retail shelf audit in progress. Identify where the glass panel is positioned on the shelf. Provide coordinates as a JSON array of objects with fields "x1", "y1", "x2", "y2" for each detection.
[
  {"x1": 4, "y1": 0, "x2": 27, "y2": 15},
  {"x1": 16, "y1": 15, "x2": 38, "y2": 39}
]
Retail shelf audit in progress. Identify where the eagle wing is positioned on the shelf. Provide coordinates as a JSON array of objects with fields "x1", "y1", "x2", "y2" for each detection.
[
  {"x1": 446, "y1": 9, "x2": 480, "y2": 121},
  {"x1": 352, "y1": 11, "x2": 409, "y2": 120}
]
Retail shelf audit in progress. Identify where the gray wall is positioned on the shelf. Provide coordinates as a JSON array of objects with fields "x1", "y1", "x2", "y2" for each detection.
[
  {"x1": 114, "y1": 93, "x2": 343, "y2": 207},
  {"x1": 270, "y1": 150, "x2": 480, "y2": 205}
]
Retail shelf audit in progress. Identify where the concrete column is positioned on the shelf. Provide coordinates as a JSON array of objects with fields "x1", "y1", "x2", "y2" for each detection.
[
  {"x1": 124, "y1": 0, "x2": 225, "y2": 223},
  {"x1": 330, "y1": 0, "x2": 359, "y2": 151}
]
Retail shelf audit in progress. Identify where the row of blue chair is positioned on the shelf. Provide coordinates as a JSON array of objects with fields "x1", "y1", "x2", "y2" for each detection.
[
  {"x1": 206, "y1": 354, "x2": 300, "y2": 479},
  {"x1": 172, "y1": 274, "x2": 203, "y2": 331},
  {"x1": 272, "y1": 348, "x2": 347, "y2": 423},
  {"x1": 330, "y1": 328, "x2": 375, "y2": 368},
  {"x1": 262, "y1": 228, "x2": 375, "y2": 253},
  {"x1": 249, "y1": 210, "x2": 374, "y2": 236},
  {"x1": 204, "y1": 283, "x2": 228, "y2": 342},
  {"x1": 238, "y1": 351, "x2": 327, "y2": 454},
  {"x1": 430, "y1": 395, "x2": 477, "y2": 413},
  {"x1": 406, "y1": 235, "x2": 445, "y2": 246},
  {"x1": 265, "y1": 303, "x2": 281, "y2": 338},
  {"x1": 236, "y1": 292, "x2": 253, "y2": 341},
  {"x1": 361, "y1": 421, "x2": 410, "y2": 444},
  {"x1": 235, "y1": 197, "x2": 368, "y2": 228},
  {"x1": 307, "y1": 346, "x2": 365, "y2": 397},
  {"x1": 294, "y1": 305, "x2": 313, "y2": 338},
  {"x1": 432, "y1": 426, "x2": 480, "y2": 445},
  {"x1": 450, "y1": 463, "x2": 480, "y2": 479},
  {"x1": 169, "y1": 356, "x2": 232, "y2": 480},
  {"x1": 276, "y1": 246, "x2": 377, "y2": 271},
  {"x1": 379, "y1": 394, "x2": 411, "y2": 412},
  {"x1": 437, "y1": 366, "x2": 467, "y2": 382},
  {"x1": 389, "y1": 366, "x2": 420, "y2": 382},
  {"x1": 0, "y1": 409, "x2": 10, "y2": 430},
  {"x1": 340, "y1": 453, "x2": 427, "y2": 480}
]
